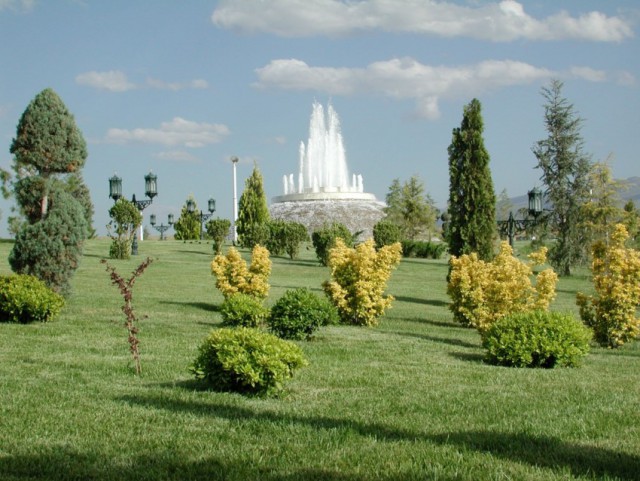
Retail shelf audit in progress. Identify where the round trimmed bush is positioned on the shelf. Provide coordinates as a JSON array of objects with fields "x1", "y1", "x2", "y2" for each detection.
[
  {"x1": 0, "y1": 274, "x2": 65, "y2": 323},
  {"x1": 268, "y1": 288, "x2": 339, "y2": 340},
  {"x1": 190, "y1": 327, "x2": 308, "y2": 396},
  {"x1": 482, "y1": 311, "x2": 592, "y2": 368},
  {"x1": 219, "y1": 293, "x2": 269, "y2": 327}
]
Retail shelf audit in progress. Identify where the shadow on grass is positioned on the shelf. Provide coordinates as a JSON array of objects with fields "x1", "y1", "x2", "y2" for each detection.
[
  {"x1": 430, "y1": 430, "x2": 640, "y2": 480},
  {"x1": 160, "y1": 300, "x2": 220, "y2": 312},
  {"x1": 114, "y1": 394, "x2": 640, "y2": 480},
  {"x1": 0, "y1": 446, "x2": 466, "y2": 481},
  {"x1": 177, "y1": 249, "x2": 214, "y2": 256},
  {"x1": 393, "y1": 331, "x2": 479, "y2": 349},
  {"x1": 449, "y1": 351, "x2": 485, "y2": 363},
  {"x1": 399, "y1": 317, "x2": 465, "y2": 330},
  {"x1": 394, "y1": 296, "x2": 449, "y2": 307}
]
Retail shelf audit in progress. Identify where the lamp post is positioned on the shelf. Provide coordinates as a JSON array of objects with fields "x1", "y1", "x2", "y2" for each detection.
[
  {"x1": 187, "y1": 197, "x2": 216, "y2": 240},
  {"x1": 231, "y1": 156, "x2": 239, "y2": 244},
  {"x1": 497, "y1": 187, "x2": 543, "y2": 247},
  {"x1": 150, "y1": 213, "x2": 174, "y2": 240},
  {"x1": 108, "y1": 172, "x2": 157, "y2": 255}
]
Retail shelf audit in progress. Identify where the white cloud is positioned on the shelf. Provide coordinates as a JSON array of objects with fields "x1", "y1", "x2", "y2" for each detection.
[
  {"x1": 77, "y1": 71, "x2": 209, "y2": 92},
  {"x1": 212, "y1": 0, "x2": 633, "y2": 42},
  {"x1": 154, "y1": 150, "x2": 200, "y2": 163},
  {"x1": 255, "y1": 57, "x2": 555, "y2": 119},
  {"x1": 569, "y1": 66, "x2": 607, "y2": 83},
  {"x1": 106, "y1": 117, "x2": 230, "y2": 147},
  {"x1": 0, "y1": 0, "x2": 34, "y2": 12},
  {"x1": 146, "y1": 78, "x2": 209, "y2": 90},
  {"x1": 615, "y1": 71, "x2": 636, "y2": 86},
  {"x1": 76, "y1": 70, "x2": 136, "y2": 92}
]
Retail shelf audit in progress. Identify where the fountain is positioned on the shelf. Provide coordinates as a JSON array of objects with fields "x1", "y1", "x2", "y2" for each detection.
[{"x1": 270, "y1": 101, "x2": 385, "y2": 239}]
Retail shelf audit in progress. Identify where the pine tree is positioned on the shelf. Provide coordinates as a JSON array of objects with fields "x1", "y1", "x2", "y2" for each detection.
[
  {"x1": 446, "y1": 98, "x2": 496, "y2": 261},
  {"x1": 9, "y1": 88, "x2": 89, "y2": 295},
  {"x1": 236, "y1": 164, "x2": 270, "y2": 247},
  {"x1": 384, "y1": 175, "x2": 437, "y2": 241},
  {"x1": 533, "y1": 80, "x2": 593, "y2": 276}
]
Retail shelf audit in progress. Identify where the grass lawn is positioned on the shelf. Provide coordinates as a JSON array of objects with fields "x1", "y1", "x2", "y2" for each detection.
[{"x1": 0, "y1": 238, "x2": 638, "y2": 481}]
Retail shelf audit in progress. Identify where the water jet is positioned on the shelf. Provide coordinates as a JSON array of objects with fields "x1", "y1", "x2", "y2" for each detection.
[{"x1": 270, "y1": 101, "x2": 385, "y2": 239}]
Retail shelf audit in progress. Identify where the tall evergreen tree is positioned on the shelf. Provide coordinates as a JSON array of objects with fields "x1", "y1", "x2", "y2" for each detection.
[
  {"x1": 446, "y1": 98, "x2": 496, "y2": 260},
  {"x1": 532, "y1": 80, "x2": 592, "y2": 276},
  {"x1": 581, "y1": 160, "x2": 623, "y2": 245},
  {"x1": 8, "y1": 88, "x2": 89, "y2": 295},
  {"x1": 236, "y1": 164, "x2": 270, "y2": 247}
]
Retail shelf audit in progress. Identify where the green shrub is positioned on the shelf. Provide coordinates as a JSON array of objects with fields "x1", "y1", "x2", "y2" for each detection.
[
  {"x1": 401, "y1": 240, "x2": 447, "y2": 259},
  {"x1": 240, "y1": 222, "x2": 270, "y2": 249},
  {"x1": 283, "y1": 222, "x2": 309, "y2": 260},
  {"x1": 266, "y1": 219, "x2": 287, "y2": 256},
  {"x1": 373, "y1": 220, "x2": 402, "y2": 249},
  {"x1": 311, "y1": 222, "x2": 353, "y2": 266},
  {"x1": 0, "y1": 274, "x2": 65, "y2": 323},
  {"x1": 108, "y1": 238, "x2": 131, "y2": 260},
  {"x1": 190, "y1": 327, "x2": 308, "y2": 396},
  {"x1": 220, "y1": 293, "x2": 269, "y2": 327},
  {"x1": 268, "y1": 288, "x2": 339, "y2": 340},
  {"x1": 10, "y1": 188, "x2": 88, "y2": 295},
  {"x1": 206, "y1": 218, "x2": 231, "y2": 255},
  {"x1": 482, "y1": 311, "x2": 592, "y2": 368}
]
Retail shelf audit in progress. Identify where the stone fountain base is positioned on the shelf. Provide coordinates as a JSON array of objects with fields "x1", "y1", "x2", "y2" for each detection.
[{"x1": 269, "y1": 196, "x2": 386, "y2": 241}]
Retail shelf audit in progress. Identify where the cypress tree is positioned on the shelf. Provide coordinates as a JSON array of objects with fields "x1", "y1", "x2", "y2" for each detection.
[
  {"x1": 236, "y1": 164, "x2": 270, "y2": 247},
  {"x1": 446, "y1": 98, "x2": 496, "y2": 261}
]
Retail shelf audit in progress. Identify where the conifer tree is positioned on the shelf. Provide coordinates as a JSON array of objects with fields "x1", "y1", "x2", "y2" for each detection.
[
  {"x1": 446, "y1": 98, "x2": 496, "y2": 260},
  {"x1": 533, "y1": 80, "x2": 592, "y2": 276},
  {"x1": 236, "y1": 164, "x2": 270, "y2": 247},
  {"x1": 384, "y1": 175, "x2": 437, "y2": 241},
  {"x1": 8, "y1": 88, "x2": 89, "y2": 295}
]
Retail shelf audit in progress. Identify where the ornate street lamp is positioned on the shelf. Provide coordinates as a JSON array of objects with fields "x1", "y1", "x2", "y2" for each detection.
[
  {"x1": 108, "y1": 171, "x2": 157, "y2": 254},
  {"x1": 150, "y1": 213, "x2": 174, "y2": 240},
  {"x1": 497, "y1": 188, "x2": 544, "y2": 247},
  {"x1": 188, "y1": 197, "x2": 216, "y2": 240}
]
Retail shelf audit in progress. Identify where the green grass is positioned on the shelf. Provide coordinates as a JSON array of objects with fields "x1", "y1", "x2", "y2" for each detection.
[{"x1": 0, "y1": 239, "x2": 639, "y2": 481}]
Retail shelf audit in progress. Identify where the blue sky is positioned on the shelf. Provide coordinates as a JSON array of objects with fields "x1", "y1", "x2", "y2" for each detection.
[{"x1": 0, "y1": 0, "x2": 638, "y2": 238}]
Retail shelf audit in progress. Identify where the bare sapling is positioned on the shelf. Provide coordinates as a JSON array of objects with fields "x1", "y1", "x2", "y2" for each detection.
[{"x1": 101, "y1": 257, "x2": 154, "y2": 374}]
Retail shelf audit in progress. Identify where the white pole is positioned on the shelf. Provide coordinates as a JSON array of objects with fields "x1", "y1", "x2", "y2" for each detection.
[{"x1": 232, "y1": 156, "x2": 239, "y2": 244}]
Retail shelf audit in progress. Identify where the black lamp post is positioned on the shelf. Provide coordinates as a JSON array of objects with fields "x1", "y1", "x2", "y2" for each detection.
[
  {"x1": 108, "y1": 172, "x2": 158, "y2": 254},
  {"x1": 150, "y1": 213, "x2": 174, "y2": 240},
  {"x1": 187, "y1": 197, "x2": 216, "y2": 240},
  {"x1": 497, "y1": 188, "x2": 543, "y2": 247}
]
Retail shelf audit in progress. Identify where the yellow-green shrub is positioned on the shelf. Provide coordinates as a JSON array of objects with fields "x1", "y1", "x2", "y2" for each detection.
[
  {"x1": 447, "y1": 241, "x2": 558, "y2": 333},
  {"x1": 190, "y1": 327, "x2": 308, "y2": 397},
  {"x1": 210, "y1": 245, "x2": 271, "y2": 299},
  {"x1": 577, "y1": 224, "x2": 640, "y2": 348},
  {"x1": 322, "y1": 239, "x2": 402, "y2": 326}
]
